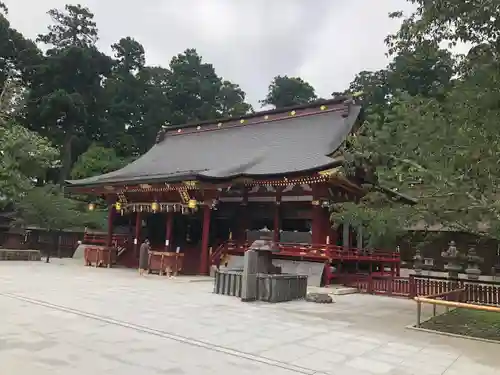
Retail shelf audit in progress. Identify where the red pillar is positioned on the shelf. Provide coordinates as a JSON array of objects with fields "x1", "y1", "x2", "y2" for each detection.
[
  {"x1": 311, "y1": 184, "x2": 325, "y2": 244},
  {"x1": 106, "y1": 204, "x2": 114, "y2": 247},
  {"x1": 165, "y1": 212, "x2": 173, "y2": 251},
  {"x1": 199, "y1": 205, "x2": 211, "y2": 275},
  {"x1": 134, "y1": 212, "x2": 141, "y2": 257}
]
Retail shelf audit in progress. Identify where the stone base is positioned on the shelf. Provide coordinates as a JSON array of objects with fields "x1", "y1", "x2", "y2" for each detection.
[
  {"x1": 308, "y1": 286, "x2": 357, "y2": 296},
  {"x1": 305, "y1": 293, "x2": 334, "y2": 303},
  {"x1": 225, "y1": 256, "x2": 324, "y2": 287},
  {"x1": 332, "y1": 287, "x2": 359, "y2": 295}
]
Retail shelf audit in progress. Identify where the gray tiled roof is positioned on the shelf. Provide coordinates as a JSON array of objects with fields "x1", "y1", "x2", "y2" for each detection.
[{"x1": 66, "y1": 104, "x2": 361, "y2": 187}]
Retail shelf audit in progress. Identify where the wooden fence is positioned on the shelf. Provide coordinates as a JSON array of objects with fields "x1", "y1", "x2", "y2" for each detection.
[
  {"x1": 0, "y1": 229, "x2": 83, "y2": 258},
  {"x1": 342, "y1": 274, "x2": 500, "y2": 306}
]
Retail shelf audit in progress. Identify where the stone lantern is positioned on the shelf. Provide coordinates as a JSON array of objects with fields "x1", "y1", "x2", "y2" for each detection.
[
  {"x1": 441, "y1": 240, "x2": 462, "y2": 279},
  {"x1": 465, "y1": 247, "x2": 483, "y2": 280},
  {"x1": 413, "y1": 248, "x2": 423, "y2": 275}
]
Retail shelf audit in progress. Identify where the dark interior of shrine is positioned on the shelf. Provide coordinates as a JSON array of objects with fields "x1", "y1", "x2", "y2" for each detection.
[{"x1": 130, "y1": 201, "x2": 355, "y2": 250}]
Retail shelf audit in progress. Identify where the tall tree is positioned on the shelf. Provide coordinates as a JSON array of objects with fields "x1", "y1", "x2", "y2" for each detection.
[
  {"x1": 25, "y1": 4, "x2": 112, "y2": 184},
  {"x1": 387, "y1": 41, "x2": 455, "y2": 99},
  {"x1": 112, "y1": 37, "x2": 145, "y2": 74},
  {"x1": 0, "y1": 5, "x2": 41, "y2": 92},
  {"x1": 70, "y1": 143, "x2": 131, "y2": 180},
  {"x1": 218, "y1": 80, "x2": 252, "y2": 117},
  {"x1": 101, "y1": 37, "x2": 150, "y2": 155},
  {"x1": 333, "y1": 0, "x2": 500, "y2": 244},
  {"x1": 261, "y1": 75, "x2": 317, "y2": 108},
  {"x1": 36, "y1": 4, "x2": 97, "y2": 48},
  {"x1": 167, "y1": 48, "x2": 252, "y2": 124},
  {"x1": 167, "y1": 48, "x2": 222, "y2": 124}
]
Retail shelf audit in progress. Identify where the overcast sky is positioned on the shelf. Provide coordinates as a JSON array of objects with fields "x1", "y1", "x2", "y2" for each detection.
[{"x1": 4, "y1": 0, "x2": 416, "y2": 106}]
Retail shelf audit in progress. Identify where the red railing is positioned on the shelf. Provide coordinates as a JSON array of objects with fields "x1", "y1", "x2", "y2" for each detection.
[
  {"x1": 210, "y1": 240, "x2": 400, "y2": 266},
  {"x1": 343, "y1": 274, "x2": 500, "y2": 306},
  {"x1": 341, "y1": 274, "x2": 411, "y2": 297},
  {"x1": 83, "y1": 232, "x2": 129, "y2": 247}
]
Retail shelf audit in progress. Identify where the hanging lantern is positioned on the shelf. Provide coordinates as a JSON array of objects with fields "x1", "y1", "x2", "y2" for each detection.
[
  {"x1": 115, "y1": 202, "x2": 122, "y2": 211},
  {"x1": 88, "y1": 203, "x2": 96, "y2": 211},
  {"x1": 151, "y1": 201, "x2": 159, "y2": 212},
  {"x1": 188, "y1": 199, "x2": 197, "y2": 209}
]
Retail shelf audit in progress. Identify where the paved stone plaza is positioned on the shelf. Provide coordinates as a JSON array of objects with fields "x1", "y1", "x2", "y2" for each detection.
[{"x1": 0, "y1": 260, "x2": 499, "y2": 375}]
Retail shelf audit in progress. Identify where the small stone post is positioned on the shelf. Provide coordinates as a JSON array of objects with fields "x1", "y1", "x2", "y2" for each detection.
[
  {"x1": 241, "y1": 250, "x2": 258, "y2": 302},
  {"x1": 413, "y1": 248, "x2": 423, "y2": 275}
]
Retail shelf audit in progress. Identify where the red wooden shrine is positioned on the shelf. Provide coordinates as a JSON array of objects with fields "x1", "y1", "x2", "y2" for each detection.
[{"x1": 67, "y1": 97, "x2": 402, "y2": 285}]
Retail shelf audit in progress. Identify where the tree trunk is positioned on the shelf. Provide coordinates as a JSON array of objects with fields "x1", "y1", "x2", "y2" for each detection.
[
  {"x1": 46, "y1": 229, "x2": 53, "y2": 263},
  {"x1": 57, "y1": 230, "x2": 62, "y2": 258},
  {"x1": 58, "y1": 129, "x2": 74, "y2": 185}
]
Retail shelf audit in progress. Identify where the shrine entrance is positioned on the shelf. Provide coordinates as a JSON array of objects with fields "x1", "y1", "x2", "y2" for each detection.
[{"x1": 145, "y1": 213, "x2": 167, "y2": 248}]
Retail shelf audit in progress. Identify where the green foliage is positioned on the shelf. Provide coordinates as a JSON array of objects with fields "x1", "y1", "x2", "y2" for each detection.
[
  {"x1": 25, "y1": 4, "x2": 112, "y2": 183},
  {"x1": 0, "y1": 121, "x2": 58, "y2": 205},
  {"x1": 167, "y1": 49, "x2": 252, "y2": 124},
  {"x1": 70, "y1": 143, "x2": 131, "y2": 179},
  {"x1": 14, "y1": 184, "x2": 106, "y2": 230},
  {"x1": 386, "y1": 0, "x2": 500, "y2": 58},
  {"x1": 261, "y1": 75, "x2": 317, "y2": 108},
  {"x1": 0, "y1": 7, "x2": 41, "y2": 90},
  {"x1": 37, "y1": 4, "x2": 98, "y2": 48},
  {"x1": 112, "y1": 37, "x2": 145, "y2": 74},
  {"x1": 333, "y1": 0, "x2": 500, "y2": 244},
  {"x1": 3, "y1": 5, "x2": 255, "y2": 178},
  {"x1": 337, "y1": 58, "x2": 500, "y2": 240},
  {"x1": 218, "y1": 80, "x2": 253, "y2": 117},
  {"x1": 387, "y1": 41, "x2": 455, "y2": 98}
]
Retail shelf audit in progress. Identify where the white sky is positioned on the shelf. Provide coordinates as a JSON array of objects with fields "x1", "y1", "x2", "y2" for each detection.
[{"x1": 4, "y1": 0, "x2": 418, "y2": 106}]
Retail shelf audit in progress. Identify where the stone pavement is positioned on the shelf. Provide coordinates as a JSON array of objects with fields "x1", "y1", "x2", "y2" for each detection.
[{"x1": 0, "y1": 260, "x2": 499, "y2": 375}]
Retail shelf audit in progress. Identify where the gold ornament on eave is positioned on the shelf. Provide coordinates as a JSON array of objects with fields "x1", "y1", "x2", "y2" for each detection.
[
  {"x1": 151, "y1": 202, "x2": 159, "y2": 212},
  {"x1": 188, "y1": 199, "x2": 198, "y2": 209},
  {"x1": 88, "y1": 203, "x2": 96, "y2": 211}
]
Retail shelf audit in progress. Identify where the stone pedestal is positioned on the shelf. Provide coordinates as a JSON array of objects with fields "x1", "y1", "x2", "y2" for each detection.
[{"x1": 241, "y1": 250, "x2": 258, "y2": 302}]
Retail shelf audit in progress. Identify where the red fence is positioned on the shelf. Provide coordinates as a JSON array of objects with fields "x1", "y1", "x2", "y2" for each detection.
[
  {"x1": 211, "y1": 240, "x2": 400, "y2": 266},
  {"x1": 343, "y1": 274, "x2": 500, "y2": 306}
]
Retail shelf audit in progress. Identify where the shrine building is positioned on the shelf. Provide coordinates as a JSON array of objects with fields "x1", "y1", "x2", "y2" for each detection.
[{"x1": 66, "y1": 96, "x2": 402, "y2": 286}]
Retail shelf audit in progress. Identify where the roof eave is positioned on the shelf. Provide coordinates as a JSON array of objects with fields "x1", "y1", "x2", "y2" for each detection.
[{"x1": 64, "y1": 161, "x2": 345, "y2": 191}]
